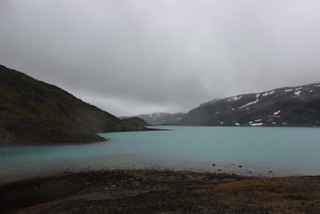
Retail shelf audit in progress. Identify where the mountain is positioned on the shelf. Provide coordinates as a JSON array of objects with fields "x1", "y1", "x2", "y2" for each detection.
[
  {"x1": 137, "y1": 112, "x2": 185, "y2": 125},
  {"x1": 0, "y1": 64, "x2": 147, "y2": 145},
  {"x1": 171, "y1": 83, "x2": 320, "y2": 127},
  {"x1": 121, "y1": 117, "x2": 151, "y2": 126}
]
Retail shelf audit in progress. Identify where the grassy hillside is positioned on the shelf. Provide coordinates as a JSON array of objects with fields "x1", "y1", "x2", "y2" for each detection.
[{"x1": 0, "y1": 64, "x2": 146, "y2": 145}]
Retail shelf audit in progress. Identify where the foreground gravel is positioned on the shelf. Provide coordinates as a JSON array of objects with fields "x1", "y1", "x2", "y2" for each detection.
[{"x1": 1, "y1": 169, "x2": 320, "y2": 214}]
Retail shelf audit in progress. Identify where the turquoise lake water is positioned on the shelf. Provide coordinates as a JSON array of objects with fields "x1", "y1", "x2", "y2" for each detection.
[{"x1": 1, "y1": 126, "x2": 320, "y2": 182}]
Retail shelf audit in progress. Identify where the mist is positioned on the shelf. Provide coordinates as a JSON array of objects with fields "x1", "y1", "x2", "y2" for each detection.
[{"x1": 1, "y1": 0, "x2": 320, "y2": 116}]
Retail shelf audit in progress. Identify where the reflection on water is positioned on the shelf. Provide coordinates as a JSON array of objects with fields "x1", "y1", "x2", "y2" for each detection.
[{"x1": 1, "y1": 126, "x2": 320, "y2": 182}]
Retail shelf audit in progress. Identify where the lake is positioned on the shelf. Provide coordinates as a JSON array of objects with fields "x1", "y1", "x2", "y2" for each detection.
[{"x1": 1, "y1": 126, "x2": 320, "y2": 183}]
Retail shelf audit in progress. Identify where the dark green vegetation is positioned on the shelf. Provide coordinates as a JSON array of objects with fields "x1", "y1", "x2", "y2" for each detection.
[
  {"x1": 1, "y1": 170, "x2": 320, "y2": 213},
  {"x1": 0, "y1": 64, "x2": 147, "y2": 145}
]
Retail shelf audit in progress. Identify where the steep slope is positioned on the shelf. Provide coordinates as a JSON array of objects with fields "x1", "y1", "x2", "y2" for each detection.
[
  {"x1": 0, "y1": 64, "x2": 146, "y2": 145},
  {"x1": 137, "y1": 112, "x2": 185, "y2": 125},
  {"x1": 173, "y1": 83, "x2": 320, "y2": 127}
]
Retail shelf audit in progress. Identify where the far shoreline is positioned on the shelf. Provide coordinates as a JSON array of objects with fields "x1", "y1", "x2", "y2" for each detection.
[{"x1": 2, "y1": 125, "x2": 318, "y2": 147}]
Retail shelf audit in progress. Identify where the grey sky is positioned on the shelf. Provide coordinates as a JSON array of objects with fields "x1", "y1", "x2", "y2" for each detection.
[{"x1": 1, "y1": 0, "x2": 320, "y2": 116}]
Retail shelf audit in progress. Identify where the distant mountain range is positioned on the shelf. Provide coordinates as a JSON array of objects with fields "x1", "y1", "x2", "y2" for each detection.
[
  {"x1": 136, "y1": 112, "x2": 185, "y2": 125},
  {"x1": 135, "y1": 83, "x2": 320, "y2": 127},
  {"x1": 0, "y1": 64, "x2": 147, "y2": 145}
]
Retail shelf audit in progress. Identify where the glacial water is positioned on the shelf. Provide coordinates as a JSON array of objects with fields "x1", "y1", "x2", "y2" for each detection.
[{"x1": 1, "y1": 126, "x2": 320, "y2": 182}]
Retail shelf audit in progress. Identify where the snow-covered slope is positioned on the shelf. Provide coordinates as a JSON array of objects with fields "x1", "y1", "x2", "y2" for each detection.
[
  {"x1": 172, "y1": 83, "x2": 320, "y2": 127},
  {"x1": 136, "y1": 112, "x2": 185, "y2": 125}
]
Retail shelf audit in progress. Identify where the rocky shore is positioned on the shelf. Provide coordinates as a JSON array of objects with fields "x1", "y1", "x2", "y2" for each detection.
[{"x1": 1, "y1": 169, "x2": 320, "y2": 213}]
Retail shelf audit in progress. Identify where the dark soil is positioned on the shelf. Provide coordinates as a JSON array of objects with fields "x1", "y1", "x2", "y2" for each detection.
[{"x1": 1, "y1": 170, "x2": 320, "y2": 214}]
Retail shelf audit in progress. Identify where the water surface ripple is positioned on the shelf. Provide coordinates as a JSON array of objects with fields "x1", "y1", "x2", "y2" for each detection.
[{"x1": 1, "y1": 126, "x2": 320, "y2": 182}]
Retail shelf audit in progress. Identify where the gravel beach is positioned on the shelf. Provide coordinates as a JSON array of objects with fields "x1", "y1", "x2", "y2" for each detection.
[{"x1": 1, "y1": 169, "x2": 320, "y2": 213}]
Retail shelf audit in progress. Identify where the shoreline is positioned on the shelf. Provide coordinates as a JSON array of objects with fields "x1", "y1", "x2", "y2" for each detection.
[
  {"x1": 4, "y1": 124, "x2": 319, "y2": 147},
  {"x1": 0, "y1": 127, "x2": 165, "y2": 147},
  {"x1": 0, "y1": 151, "x2": 315, "y2": 184},
  {"x1": 1, "y1": 169, "x2": 320, "y2": 213}
]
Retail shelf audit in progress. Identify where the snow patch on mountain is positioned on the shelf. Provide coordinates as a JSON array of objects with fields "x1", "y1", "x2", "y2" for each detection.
[
  {"x1": 249, "y1": 121, "x2": 263, "y2": 126},
  {"x1": 250, "y1": 123, "x2": 263, "y2": 126},
  {"x1": 273, "y1": 110, "x2": 281, "y2": 116},
  {"x1": 239, "y1": 98, "x2": 259, "y2": 109},
  {"x1": 228, "y1": 96, "x2": 242, "y2": 102},
  {"x1": 294, "y1": 91, "x2": 301, "y2": 97}
]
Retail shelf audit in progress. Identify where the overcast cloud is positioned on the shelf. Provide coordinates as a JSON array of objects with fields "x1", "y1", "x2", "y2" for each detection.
[{"x1": 1, "y1": 0, "x2": 320, "y2": 116}]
